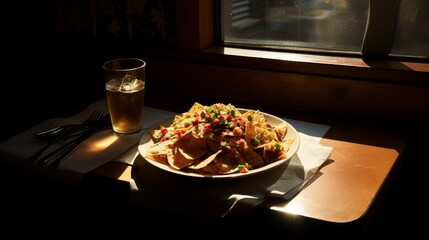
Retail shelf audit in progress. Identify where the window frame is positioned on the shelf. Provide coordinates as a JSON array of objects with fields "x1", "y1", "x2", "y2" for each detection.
[
  {"x1": 174, "y1": 0, "x2": 428, "y2": 86},
  {"x1": 166, "y1": 0, "x2": 428, "y2": 126}
]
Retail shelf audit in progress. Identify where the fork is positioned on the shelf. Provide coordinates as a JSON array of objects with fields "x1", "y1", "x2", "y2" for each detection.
[
  {"x1": 30, "y1": 110, "x2": 106, "y2": 162},
  {"x1": 33, "y1": 110, "x2": 105, "y2": 141},
  {"x1": 39, "y1": 113, "x2": 111, "y2": 167}
]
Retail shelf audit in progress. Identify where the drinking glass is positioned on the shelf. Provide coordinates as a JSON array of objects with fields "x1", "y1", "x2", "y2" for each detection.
[{"x1": 102, "y1": 58, "x2": 146, "y2": 135}]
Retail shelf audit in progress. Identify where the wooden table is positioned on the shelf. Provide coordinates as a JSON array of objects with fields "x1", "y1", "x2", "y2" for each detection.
[
  {"x1": 89, "y1": 109, "x2": 407, "y2": 237},
  {"x1": 0, "y1": 96, "x2": 407, "y2": 237}
]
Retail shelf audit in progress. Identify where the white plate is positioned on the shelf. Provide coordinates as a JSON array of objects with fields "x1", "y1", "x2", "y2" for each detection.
[{"x1": 137, "y1": 108, "x2": 300, "y2": 179}]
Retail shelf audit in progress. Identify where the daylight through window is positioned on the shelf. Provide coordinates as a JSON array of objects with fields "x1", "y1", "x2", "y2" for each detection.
[{"x1": 222, "y1": 0, "x2": 429, "y2": 59}]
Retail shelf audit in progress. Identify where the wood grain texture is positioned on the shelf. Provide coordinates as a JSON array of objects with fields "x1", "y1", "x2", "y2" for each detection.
[
  {"x1": 175, "y1": 0, "x2": 213, "y2": 50},
  {"x1": 143, "y1": 58, "x2": 429, "y2": 126}
]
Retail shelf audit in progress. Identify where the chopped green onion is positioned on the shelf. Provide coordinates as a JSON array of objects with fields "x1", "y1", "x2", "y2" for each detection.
[
  {"x1": 230, "y1": 110, "x2": 236, "y2": 117},
  {"x1": 252, "y1": 138, "x2": 260, "y2": 146}
]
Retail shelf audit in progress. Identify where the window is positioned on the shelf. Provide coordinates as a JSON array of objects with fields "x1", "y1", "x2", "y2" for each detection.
[
  {"x1": 222, "y1": 0, "x2": 429, "y2": 59},
  {"x1": 169, "y1": 0, "x2": 429, "y2": 127},
  {"x1": 390, "y1": 0, "x2": 429, "y2": 58}
]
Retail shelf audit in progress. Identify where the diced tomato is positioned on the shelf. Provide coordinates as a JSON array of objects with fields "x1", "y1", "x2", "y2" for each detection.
[
  {"x1": 160, "y1": 127, "x2": 168, "y2": 134},
  {"x1": 203, "y1": 123, "x2": 211, "y2": 133},
  {"x1": 213, "y1": 118, "x2": 220, "y2": 126},
  {"x1": 233, "y1": 127, "x2": 243, "y2": 136},
  {"x1": 192, "y1": 116, "x2": 199, "y2": 126},
  {"x1": 177, "y1": 131, "x2": 183, "y2": 138},
  {"x1": 240, "y1": 167, "x2": 249, "y2": 173}
]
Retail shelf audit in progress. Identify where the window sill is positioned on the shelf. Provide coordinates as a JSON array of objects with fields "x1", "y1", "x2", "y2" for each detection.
[
  {"x1": 201, "y1": 46, "x2": 429, "y2": 86},
  {"x1": 131, "y1": 44, "x2": 428, "y2": 86}
]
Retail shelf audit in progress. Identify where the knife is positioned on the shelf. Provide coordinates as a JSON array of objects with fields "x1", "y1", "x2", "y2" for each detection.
[{"x1": 38, "y1": 114, "x2": 112, "y2": 168}]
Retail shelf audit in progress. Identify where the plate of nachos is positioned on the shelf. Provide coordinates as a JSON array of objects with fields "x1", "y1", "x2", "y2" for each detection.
[{"x1": 138, "y1": 102, "x2": 300, "y2": 178}]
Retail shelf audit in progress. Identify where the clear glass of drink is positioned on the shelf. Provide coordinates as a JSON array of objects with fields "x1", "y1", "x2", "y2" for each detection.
[{"x1": 102, "y1": 58, "x2": 146, "y2": 135}]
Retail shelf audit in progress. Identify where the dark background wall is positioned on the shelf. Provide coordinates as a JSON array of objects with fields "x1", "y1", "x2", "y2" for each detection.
[
  {"x1": 2, "y1": 0, "x2": 176, "y2": 44},
  {"x1": 1, "y1": 0, "x2": 175, "y2": 141}
]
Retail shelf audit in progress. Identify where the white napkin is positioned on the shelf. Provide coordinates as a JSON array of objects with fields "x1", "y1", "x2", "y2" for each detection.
[
  {"x1": 0, "y1": 99, "x2": 108, "y2": 161},
  {"x1": 226, "y1": 132, "x2": 332, "y2": 216},
  {"x1": 58, "y1": 129, "x2": 142, "y2": 173},
  {"x1": 61, "y1": 105, "x2": 177, "y2": 171},
  {"x1": 129, "y1": 122, "x2": 332, "y2": 218},
  {"x1": 0, "y1": 99, "x2": 111, "y2": 186}
]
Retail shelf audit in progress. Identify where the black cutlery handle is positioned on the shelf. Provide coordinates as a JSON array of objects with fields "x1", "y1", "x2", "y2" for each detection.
[
  {"x1": 37, "y1": 114, "x2": 111, "y2": 168},
  {"x1": 38, "y1": 134, "x2": 86, "y2": 167},
  {"x1": 33, "y1": 126, "x2": 64, "y2": 137}
]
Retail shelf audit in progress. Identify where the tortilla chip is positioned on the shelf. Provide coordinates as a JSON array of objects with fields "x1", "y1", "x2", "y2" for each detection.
[
  {"x1": 167, "y1": 147, "x2": 198, "y2": 170},
  {"x1": 206, "y1": 139, "x2": 220, "y2": 152},
  {"x1": 197, "y1": 163, "x2": 219, "y2": 174},
  {"x1": 275, "y1": 122, "x2": 288, "y2": 141},
  {"x1": 229, "y1": 137, "x2": 265, "y2": 167},
  {"x1": 148, "y1": 154, "x2": 168, "y2": 165},
  {"x1": 188, "y1": 150, "x2": 222, "y2": 170},
  {"x1": 262, "y1": 140, "x2": 294, "y2": 163},
  {"x1": 214, "y1": 149, "x2": 243, "y2": 174},
  {"x1": 173, "y1": 102, "x2": 204, "y2": 124},
  {"x1": 175, "y1": 133, "x2": 210, "y2": 160},
  {"x1": 146, "y1": 140, "x2": 172, "y2": 156}
]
